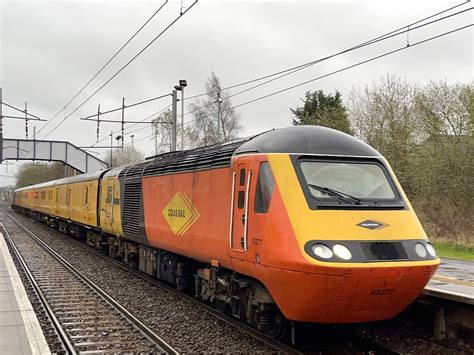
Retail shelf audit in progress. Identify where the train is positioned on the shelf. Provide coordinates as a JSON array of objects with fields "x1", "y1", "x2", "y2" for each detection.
[{"x1": 11, "y1": 126, "x2": 440, "y2": 339}]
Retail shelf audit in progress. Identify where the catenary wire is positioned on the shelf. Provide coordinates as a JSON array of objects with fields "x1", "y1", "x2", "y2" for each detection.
[
  {"x1": 181, "y1": 24, "x2": 473, "y2": 126},
  {"x1": 41, "y1": 0, "x2": 198, "y2": 140},
  {"x1": 38, "y1": 1, "x2": 169, "y2": 136},
  {"x1": 87, "y1": 3, "x2": 472, "y2": 147},
  {"x1": 181, "y1": 5, "x2": 473, "y2": 118},
  {"x1": 182, "y1": 0, "x2": 471, "y2": 103}
]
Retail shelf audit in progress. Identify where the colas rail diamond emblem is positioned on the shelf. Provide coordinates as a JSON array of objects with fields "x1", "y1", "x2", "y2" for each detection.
[{"x1": 162, "y1": 192, "x2": 200, "y2": 236}]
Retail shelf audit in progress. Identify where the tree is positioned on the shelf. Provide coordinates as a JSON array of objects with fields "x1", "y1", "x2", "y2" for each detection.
[
  {"x1": 411, "y1": 81, "x2": 474, "y2": 243},
  {"x1": 150, "y1": 109, "x2": 195, "y2": 154},
  {"x1": 152, "y1": 109, "x2": 173, "y2": 154},
  {"x1": 349, "y1": 75, "x2": 473, "y2": 243},
  {"x1": 348, "y1": 75, "x2": 421, "y2": 191},
  {"x1": 15, "y1": 162, "x2": 65, "y2": 188},
  {"x1": 291, "y1": 90, "x2": 353, "y2": 134},
  {"x1": 187, "y1": 72, "x2": 242, "y2": 148},
  {"x1": 104, "y1": 145, "x2": 145, "y2": 167}
]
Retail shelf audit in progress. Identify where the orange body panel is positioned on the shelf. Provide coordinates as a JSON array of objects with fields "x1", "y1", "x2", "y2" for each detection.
[{"x1": 142, "y1": 167, "x2": 233, "y2": 268}]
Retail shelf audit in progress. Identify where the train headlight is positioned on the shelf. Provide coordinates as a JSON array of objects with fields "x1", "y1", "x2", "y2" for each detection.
[
  {"x1": 415, "y1": 243, "x2": 427, "y2": 258},
  {"x1": 312, "y1": 244, "x2": 333, "y2": 259},
  {"x1": 426, "y1": 243, "x2": 436, "y2": 257},
  {"x1": 333, "y1": 244, "x2": 352, "y2": 260}
]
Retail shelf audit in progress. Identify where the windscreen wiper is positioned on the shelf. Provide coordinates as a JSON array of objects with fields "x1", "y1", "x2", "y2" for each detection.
[{"x1": 308, "y1": 183, "x2": 362, "y2": 205}]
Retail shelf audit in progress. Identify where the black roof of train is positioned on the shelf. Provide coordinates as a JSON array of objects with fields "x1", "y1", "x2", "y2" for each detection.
[
  {"x1": 235, "y1": 126, "x2": 380, "y2": 156},
  {"x1": 119, "y1": 126, "x2": 380, "y2": 180}
]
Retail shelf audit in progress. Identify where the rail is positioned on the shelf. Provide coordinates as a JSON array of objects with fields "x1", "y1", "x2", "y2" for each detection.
[{"x1": 2, "y1": 212, "x2": 177, "y2": 354}]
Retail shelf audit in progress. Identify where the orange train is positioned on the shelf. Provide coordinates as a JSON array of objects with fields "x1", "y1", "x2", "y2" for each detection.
[{"x1": 12, "y1": 126, "x2": 439, "y2": 338}]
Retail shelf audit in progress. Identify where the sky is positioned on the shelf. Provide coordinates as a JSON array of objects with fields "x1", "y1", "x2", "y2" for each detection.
[{"x1": 0, "y1": 0, "x2": 472, "y2": 186}]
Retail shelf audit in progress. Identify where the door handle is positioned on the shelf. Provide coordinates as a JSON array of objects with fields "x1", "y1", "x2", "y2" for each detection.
[{"x1": 241, "y1": 214, "x2": 245, "y2": 225}]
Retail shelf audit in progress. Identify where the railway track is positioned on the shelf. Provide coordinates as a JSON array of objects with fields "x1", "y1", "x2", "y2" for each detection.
[
  {"x1": 2, "y1": 208, "x2": 401, "y2": 354},
  {"x1": 1, "y1": 212, "x2": 177, "y2": 354}
]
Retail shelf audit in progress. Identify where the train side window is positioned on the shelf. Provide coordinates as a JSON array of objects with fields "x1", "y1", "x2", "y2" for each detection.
[
  {"x1": 106, "y1": 186, "x2": 113, "y2": 204},
  {"x1": 66, "y1": 189, "x2": 70, "y2": 205},
  {"x1": 41, "y1": 191, "x2": 45, "y2": 200},
  {"x1": 85, "y1": 186, "x2": 89, "y2": 205},
  {"x1": 254, "y1": 162, "x2": 275, "y2": 214},
  {"x1": 56, "y1": 189, "x2": 59, "y2": 202},
  {"x1": 239, "y1": 169, "x2": 246, "y2": 186},
  {"x1": 48, "y1": 191, "x2": 52, "y2": 200},
  {"x1": 237, "y1": 191, "x2": 245, "y2": 209}
]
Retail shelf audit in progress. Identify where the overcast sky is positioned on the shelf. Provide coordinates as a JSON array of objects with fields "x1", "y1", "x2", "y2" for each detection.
[{"x1": 0, "y1": 0, "x2": 472, "y2": 185}]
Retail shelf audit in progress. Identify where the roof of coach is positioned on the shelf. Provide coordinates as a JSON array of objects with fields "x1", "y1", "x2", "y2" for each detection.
[
  {"x1": 235, "y1": 126, "x2": 380, "y2": 157},
  {"x1": 14, "y1": 169, "x2": 108, "y2": 193},
  {"x1": 52, "y1": 169, "x2": 108, "y2": 186}
]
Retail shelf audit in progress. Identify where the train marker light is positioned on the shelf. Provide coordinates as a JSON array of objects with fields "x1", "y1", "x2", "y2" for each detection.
[
  {"x1": 415, "y1": 243, "x2": 427, "y2": 258},
  {"x1": 426, "y1": 243, "x2": 436, "y2": 257},
  {"x1": 312, "y1": 244, "x2": 333, "y2": 259},
  {"x1": 333, "y1": 244, "x2": 352, "y2": 260}
]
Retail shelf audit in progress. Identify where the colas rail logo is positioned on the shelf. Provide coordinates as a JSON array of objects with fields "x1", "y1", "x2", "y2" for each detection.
[{"x1": 162, "y1": 192, "x2": 200, "y2": 236}]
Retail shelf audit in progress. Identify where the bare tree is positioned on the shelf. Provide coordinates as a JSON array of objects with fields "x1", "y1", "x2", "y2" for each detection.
[
  {"x1": 349, "y1": 75, "x2": 473, "y2": 243},
  {"x1": 348, "y1": 74, "x2": 421, "y2": 190},
  {"x1": 104, "y1": 145, "x2": 145, "y2": 167},
  {"x1": 187, "y1": 72, "x2": 242, "y2": 148}
]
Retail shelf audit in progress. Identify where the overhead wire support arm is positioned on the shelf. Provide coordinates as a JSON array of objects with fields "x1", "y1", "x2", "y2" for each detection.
[
  {"x1": 80, "y1": 93, "x2": 171, "y2": 120},
  {"x1": 1, "y1": 101, "x2": 45, "y2": 121},
  {"x1": 0, "y1": 115, "x2": 46, "y2": 121},
  {"x1": 82, "y1": 118, "x2": 170, "y2": 124}
]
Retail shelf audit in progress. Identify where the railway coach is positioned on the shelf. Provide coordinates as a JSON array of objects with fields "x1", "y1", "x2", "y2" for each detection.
[{"x1": 12, "y1": 126, "x2": 440, "y2": 339}]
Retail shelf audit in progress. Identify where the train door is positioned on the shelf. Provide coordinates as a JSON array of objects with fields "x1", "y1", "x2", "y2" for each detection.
[
  {"x1": 105, "y1": 179, "x2": 114, "y2": 228},
  {"x1": 104, "y1": 178, "x2": 121, "y2": 235},
  {"x1": 231, "y1": 157, "x2": 252, "y2": 254}
]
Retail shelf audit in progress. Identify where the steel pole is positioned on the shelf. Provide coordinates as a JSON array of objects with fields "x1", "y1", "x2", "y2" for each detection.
[
  {"x1": 121, "y1": 97, "x2": 125, "y2": 148},
  {"x1": 180, "y1": 89, "x2": 184, "y2": 150},
  {"x1": 110, "y1": 131, "x2": 113, "y2": 167},
  {"x1": 25, "y1": 102, "x2": 28, "y2": 139},
  {"x1": 171, "y1": 90, "x2": 177, "y2": 152}
]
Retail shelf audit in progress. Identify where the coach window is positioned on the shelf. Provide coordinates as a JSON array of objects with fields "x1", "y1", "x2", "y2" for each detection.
[
  {"x1": 85, "y1": 186, "x2": 89, "y2": 205},
  {"x1": 106, "y1": 186, "x2": 113, "y2": 204},
  {"x1": 254, "y1": 162, "x2": 275, "y2": 213},
  {"x1": 41, "y1": 191, "x2": 45, "y2": 200}
]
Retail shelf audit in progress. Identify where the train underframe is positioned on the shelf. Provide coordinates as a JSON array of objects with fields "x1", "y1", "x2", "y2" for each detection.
[{"x1": 11, "y1": 205, "x2": 287, "y2": 339}]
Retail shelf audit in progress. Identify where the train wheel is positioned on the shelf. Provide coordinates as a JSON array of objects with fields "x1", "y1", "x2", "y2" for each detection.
[
  {"x1": 261, "y1": 311, "x2": 287, "y2": 340},
  {"x1": 213, "y1": 300, "x2": 228, "y2": 313}
]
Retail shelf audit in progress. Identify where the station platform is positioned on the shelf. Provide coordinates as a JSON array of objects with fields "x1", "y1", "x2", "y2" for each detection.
[
  {"x1": 425, "y1": 257, "x2": 474, "y2": 305},
  {"x1": 0, "y1": 232, "x2": 50, "y2": 355}
]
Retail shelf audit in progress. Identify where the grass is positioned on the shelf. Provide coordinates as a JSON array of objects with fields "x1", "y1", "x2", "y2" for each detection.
[{"x1": 431, "y1": 240, "x2": 474, "y2": 261}]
